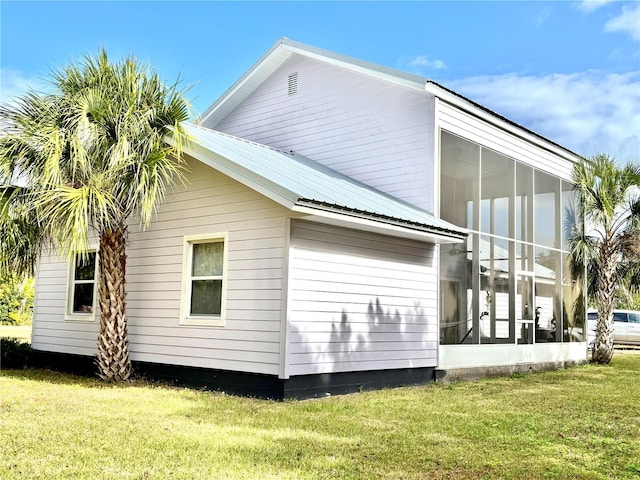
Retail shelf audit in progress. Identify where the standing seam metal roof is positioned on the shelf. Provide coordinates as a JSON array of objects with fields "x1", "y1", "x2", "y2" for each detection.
[{"x1": 182, "y1": 123, "x2": 466, "y2": 239}]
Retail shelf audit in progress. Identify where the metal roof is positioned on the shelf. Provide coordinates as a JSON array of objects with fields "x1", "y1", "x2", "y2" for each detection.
[{"x1": 181, "y1": 123, "x2": 466, "y2": 243}]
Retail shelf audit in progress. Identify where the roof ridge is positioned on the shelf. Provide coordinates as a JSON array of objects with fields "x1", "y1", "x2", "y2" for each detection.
[{"x1": 199, "y1": 39, "x2": 581, "y2": 161}]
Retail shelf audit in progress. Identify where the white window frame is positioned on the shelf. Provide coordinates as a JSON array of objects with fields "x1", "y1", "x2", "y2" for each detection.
[
  {"x1": 180, "y1": 233, "x2": 228, "y2": 326},
  {"x1": 65, "y1": 249, "x2": 98, "y2": 322}
]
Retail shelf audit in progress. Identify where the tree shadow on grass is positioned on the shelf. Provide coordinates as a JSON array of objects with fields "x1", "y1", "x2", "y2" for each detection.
[
  {"x1": 2, "y1": 367, "x2": 113, "y2": 387},
  {"x1": 0, "y1": 366, "x2": 172, "y2": 390}
]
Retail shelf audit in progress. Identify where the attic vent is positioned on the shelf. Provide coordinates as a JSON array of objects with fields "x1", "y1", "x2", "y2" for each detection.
[{"x1": 288, "y1": 72, "x2": 298, "y2": 95}]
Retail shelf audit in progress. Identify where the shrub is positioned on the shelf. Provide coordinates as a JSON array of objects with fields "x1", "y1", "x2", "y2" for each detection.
[
  {"x1": 0, "y1": 338, "x2": 36, "y2": 369},
  {"x1": 0, "y1": 274, "x2": 34, "y2": 325}
]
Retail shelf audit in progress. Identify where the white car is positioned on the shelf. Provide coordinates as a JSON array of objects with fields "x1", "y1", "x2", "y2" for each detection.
[{"x1": 587, "y1": 309, "x2": 640, "y2": 346}]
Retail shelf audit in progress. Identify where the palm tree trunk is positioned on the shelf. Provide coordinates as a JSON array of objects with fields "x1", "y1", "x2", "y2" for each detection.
[
  {"x1": 96, "y1": 225, "x2": 131, "y2": 381},
  {"x1": 592, "y1": 241, "x2": 617, "y2": 364}
]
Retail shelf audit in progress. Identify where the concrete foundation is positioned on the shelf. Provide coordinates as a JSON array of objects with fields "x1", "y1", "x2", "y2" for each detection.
[{"x1": 436, "y1": 359, "x2": 587, "y2": 384}]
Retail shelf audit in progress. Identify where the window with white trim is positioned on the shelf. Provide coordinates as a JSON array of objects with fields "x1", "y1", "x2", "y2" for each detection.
[
  {"x1": 181, "y1": 234, "x2": 227, "y2": 325},
  {"x1": 67, "y1": 251, "x2": 97, "y2": 319}
]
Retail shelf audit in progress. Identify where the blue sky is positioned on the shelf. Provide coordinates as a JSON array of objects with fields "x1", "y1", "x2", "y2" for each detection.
[{"x1": 1, "y1": 1, "x2": 639, "y2": 162}]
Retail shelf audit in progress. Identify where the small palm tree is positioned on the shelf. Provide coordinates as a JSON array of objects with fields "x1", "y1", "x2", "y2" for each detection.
[
  {"x1": 571, "y1": 154, "x2": 640, "y2": 364},
  {"x1": 615, "y1": 256, "x2": 640, "y2": 309},
  {"x1": 0, "y1": 50, "x2": 190, "y2": 380}
]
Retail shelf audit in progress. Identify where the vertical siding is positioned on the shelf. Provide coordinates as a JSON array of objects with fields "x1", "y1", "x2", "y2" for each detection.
[
  {"x1": 209, "y1": 55, "x2": 436, "y2": 212},
  {"x1": 31, "y1": 156, "x2": 290, "y2": 376},
  {"x1": 287, "y1": 220, "x2": 438, "y2": 376},
  {"x1": 437, "y1": 101, "x2": 574, "y2": 180}
]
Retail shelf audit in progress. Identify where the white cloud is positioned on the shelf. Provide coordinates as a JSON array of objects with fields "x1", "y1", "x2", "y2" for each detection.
[
  {"x1": 604, "y1": 4, "x2": 640, "y2": 41},
  {"x1": 533, "y1": 8, "x2": 551, "y2": 26},
  {"x1": 575, "y1": 0, "x2": 618, "y2": 13},
  {"x1": 408, "y1": 55, "x2": 447, "y2": 70},
  {"x1": 576, "y1": 1, "x2": 640, "y2": 41},
  {"x1": 0, "y1": 69, "x2": 50, "y2": 105},
  {"x1": 447, "y1": 71, "x2": 640, "y2": 163}
]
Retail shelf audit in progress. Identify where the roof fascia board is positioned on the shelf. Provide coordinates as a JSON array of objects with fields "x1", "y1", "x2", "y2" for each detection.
[
  {"x1": 200, "y1": 38, "x2": 580, "y2": 164},
  {"x1": 425, "y1": 82, "x2": 582, "y2": 164},
  {"x1": 200, "y1": 38, "x2": 427, "y2": 126},
  {"x1": 292, "y1": 204, "x2": 465, "y2": 244},
  {"x1": 180, "y1": 140, "x2": 298, "y2": 210},
  {"x1": 280, "y1": 40, "x2": 426, "y2": 91},
  {"x1": 170, "y1": 131, "x2": 467, "y2": 242},
  {"x1": 199, "y1": 39, "x2": 294, "y2": 125}
]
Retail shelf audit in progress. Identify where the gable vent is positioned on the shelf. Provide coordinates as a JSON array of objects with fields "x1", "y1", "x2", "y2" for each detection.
[{"x1": 287, "y1": 72, "x2": 298, "y2": 95}]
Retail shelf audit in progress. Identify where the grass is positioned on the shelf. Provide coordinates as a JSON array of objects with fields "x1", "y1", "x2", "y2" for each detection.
[
  {"x1": 1, "y1": 353, "x2": 639, "y2": 479},
  {"x1": 0, "y1": 325, "x2": 31, "y2": 341}
]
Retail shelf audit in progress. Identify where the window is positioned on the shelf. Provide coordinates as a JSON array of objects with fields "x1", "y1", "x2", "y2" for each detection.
[
  {"x1": 67, "y1": 251, "x2": 97, "y2": 320},
  {"x1": 562, "y1": 252, "x2": 585, "y2": 341},
  {"x1": 481, "y1": 148, "x2": 513, "y2": 237},
  {"x1": 534, "y1": 170, "x2": 560, "y2": 248},
  {"x1": 613, "y1": 312, "x2": 628, "y2": 323},
  {"x1": 439, "y1": 129, "x2": 582, "y2": 346},
  {"x1": 534, "y1": 247, "x2": 560, "y2": 343},
  {"x1": 515, "y1": 163, "x2": 533, "y2": 243},
  {"x1": 181, "y1": 234, "x2": 227, "y2": 326},
  {"x1": 479, "y1": 235, "x2": 513, "y2": 344},
  {"x1": 440, "y1": 131, "x2": 479, "y2": 230},
  {"x1": 440, "y1": 236, "x2": 474, "y2": 344}
]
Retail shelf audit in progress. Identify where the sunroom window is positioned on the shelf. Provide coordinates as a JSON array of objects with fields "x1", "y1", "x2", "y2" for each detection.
[{"x1": 439, "y1": 130, "x2": 583, "y2": 345}]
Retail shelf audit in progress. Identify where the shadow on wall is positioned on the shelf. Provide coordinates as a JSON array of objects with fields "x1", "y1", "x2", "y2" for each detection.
[
  {"x1": 330, "y1": 298, "x2": 425, "y2": 351},
  {"x1": 289, "y1": 297, "x2": 435, "y2": 371}
]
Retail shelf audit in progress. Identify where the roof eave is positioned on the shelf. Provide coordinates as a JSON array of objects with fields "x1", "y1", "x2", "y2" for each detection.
[
  {"x1": 292, "y1": 203, "x2": 466, "y2": 244},
  {"x1": 199, "y1": 38, "x2": 295, "y2": 126},
  {"x1": 425, "y1": 81, "x2": 583, "y2": 164},
  {"x1": 200, "y1": 38, "x2": 583, "y2": 164},
  {"x1": 280, "y1": 38, "x2": 426, "y2": 91},
  {"x1": 199, "y1": 37, "x2": 426, "y2": 127},
  {"x1": 174, "y1": 135, "x2": 299, "y2": 210},
  {"x1": 168, "y1": 128, "x2": 468, "y2": 245}
]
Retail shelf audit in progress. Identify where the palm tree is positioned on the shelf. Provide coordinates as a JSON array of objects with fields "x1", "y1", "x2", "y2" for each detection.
[
  {"x1": 0, "y1": 50, "x2": 190, "y2": 380},
  {"x1": 570, "y1": 154, "x2": 640, "y2": 364},
  {"x1": 615, "y1": 255, "x2": 640, "y2": 309},
  {"x1": 0, "y1": 185, "x2": 45, "y2": 278}
]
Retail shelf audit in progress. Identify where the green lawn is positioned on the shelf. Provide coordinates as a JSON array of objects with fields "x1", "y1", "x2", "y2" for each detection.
[
  {"x1": 1, "y1": 354, "x2": 639, "y2": 480},
  {"x1": 0, "y1": 325, "x2": 31, "y2": 341}
]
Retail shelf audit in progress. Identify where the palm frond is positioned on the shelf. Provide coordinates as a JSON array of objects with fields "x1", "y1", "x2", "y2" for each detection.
[{"x1": 1, "y1": 48, "x2": 192, "y2": 257}]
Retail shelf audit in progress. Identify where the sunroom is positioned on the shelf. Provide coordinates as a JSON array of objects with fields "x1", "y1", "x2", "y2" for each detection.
[{"x1": 437, "y1": 129, "x2": 585, "y2": 372}]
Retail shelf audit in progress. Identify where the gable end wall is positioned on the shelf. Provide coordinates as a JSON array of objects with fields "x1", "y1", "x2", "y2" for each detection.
[{"x1": 210, "y1": 54, "x2": 437, "y2": 212}]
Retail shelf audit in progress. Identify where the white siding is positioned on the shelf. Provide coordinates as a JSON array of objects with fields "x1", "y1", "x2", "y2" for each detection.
[
  {"x1": 31, "y1": 253, "x2": 99, "y2": 356},
  {"x1": 31, "y1": 156, "x2": 291, "y2": 376},
  {"x1": 210, "y1": 54, "x2": 436, "y2": 212},
  {"x1": 437, "y1": 101, "x2": 574, "y2": 180},
  {"x1": 287, "y1": 220, "x2": 438, "y2": 376}
]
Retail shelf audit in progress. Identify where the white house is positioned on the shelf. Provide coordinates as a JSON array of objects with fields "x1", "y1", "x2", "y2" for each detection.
[{"x1": 30, "y1": 39, "x2": 587, "y2": 398}]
